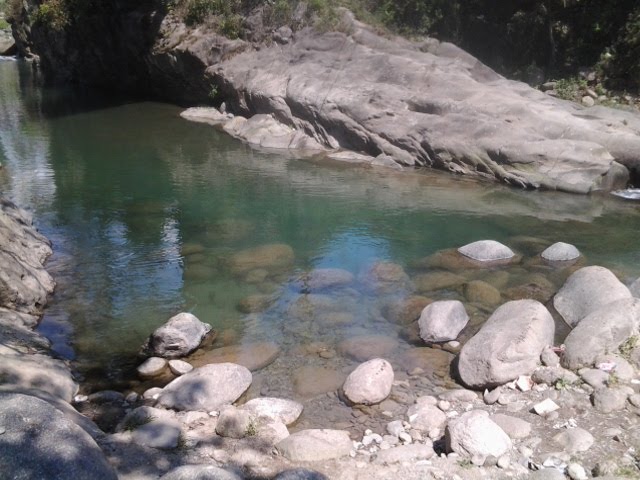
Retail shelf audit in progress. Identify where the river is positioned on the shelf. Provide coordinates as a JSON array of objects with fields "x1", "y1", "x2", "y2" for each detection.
[{"x1": 1, "y1": 57, "x2": 640, "y2": 428}]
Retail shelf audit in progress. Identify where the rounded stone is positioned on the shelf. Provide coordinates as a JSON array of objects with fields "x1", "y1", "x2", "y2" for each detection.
[
  {"x1": 342, "y1": 358, "x2": 394, "y2": 405},
  {"x1": 276, "y1": 429, "x2": 352, "y2": 462},
  {"x1": 541, "y1": 242, "x2": 581, "y2": 261},
  {"x1": 445, "y1": 409, "x2": 512, "y2": 459},
  {"x1": 137, "y1": 357, "x2": 168, "y2": 379},
  {"x1": 338, "y1": 335, "x2": 398, "y2": 362},
  {"x1": 464, "y1": 280, "x2": 501, "y2": 306},
  {"x1": 458, "y1": 240, "x2": 515, "y2": 262},
  {"x1": 168, "y1": 359, "x2": 193, "y2": 376},
  {"x1": 242, "y1": 397, "x2": 303, "y2": 426},
  {"x1": 188, "y1": 342, "x2": 280, "y2": 371},
  {"x1": 418, "y1": 300, "x2": 469, "y2": 343}
]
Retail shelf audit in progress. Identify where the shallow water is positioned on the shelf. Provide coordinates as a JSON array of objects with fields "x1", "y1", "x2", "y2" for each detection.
[{"x1": 2, "y1": 59, "x2": 640, "y2": 421}]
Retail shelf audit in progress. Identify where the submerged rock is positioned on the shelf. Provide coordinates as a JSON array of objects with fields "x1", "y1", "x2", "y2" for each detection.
[
  {"x1": 145, "y1": 312, "x2": 212, "y2": 358},
  {"x1": 228, "y1": 244, "x2": 294, "y2": 275},
  {"x1": 382, "y1": 295, "x2": 432, "y2": 325},
  {"x1": 342, "y1": 358, "x2": 394, "y2": 405},
  {"x1": 189, "y1": 342, "x2": 280, "y2": 371},
  {"x1": 554, "y1": 266, "x2": 631, "y2": 327},
  {"x1": 457, "y1": 300, "x2": 555, "y2": 389},
  {"x1": 338, "y1": 335, "x2": 398, "y2": 362},
  {"x1": 359, "y1": 261, "x2": 411, "y2": 293},
  {"x1": 418, "y1": 300, "x2": 469, "y2": 343},
  {"x1": 157, "y1": 363, "x2": 251, "y2": 411},
  {"x1": 297, "y1": 268, "x2": 355, "y2": 291},
  {"x1": 464, "y1": 280, "x2": 501, "y2": 306},
  {"x1": 413, "y1": 271, "x2": 466, "y2": 293},
  {"x1": 293, "y1": 366, "x2": 345, "y2": 397}
]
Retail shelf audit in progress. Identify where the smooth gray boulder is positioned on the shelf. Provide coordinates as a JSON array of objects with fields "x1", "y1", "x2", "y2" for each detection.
[
  {"x1": 554, "y1": 266, "x2": 632, "y2": 327},
  {"x1": 541, "y1": 242, "x2": 581, "y2": 261},
  {"x1": 342, "y1": 358, "x2": 394, "y2": 405},
  {"x1": 159, "y1": 465, "x2": 243, "y2": 480},
  {"x1": 276, "y1": 429, "x2": 352, "y2": 462},
  {"x1": 122, "y1": 406, "x2": 182, "y2": 449},
  {"x1": 562, "y1": 298, "x2": 640, "y2": 370},
  {"x1": 137, "y1": 356, "x2": 167, "y2": 378},
  {"x1": 207, "y1": 15, "x2": 638, "y2": 194},
  {"x1": 458, "y1": 240, "x2": 515, "y2": 262},
  {"x1": 145, "y1": 312, "x2": 212, "y2": 358},
  {"x1": 445, "y1": 410, "x2": 512, "y2": 459},
  {"x1": 457, "y1": 300, "x2": 555, "y2": 389},
  {"x1": 418, "y1": 300, "x2": 469, "y2": 342},
  {"x1": 242, "y1": 397, "x2": 303, "y2": 426},
  {"x1": 157, "y1": 363, "x2": 252, "y2": 411},
  {"x1": 0, "y1": 198, "x2": 55, "y2": 314},
  {"x1": 0, "y1": 392, "x2": 117, "y2": 480}
]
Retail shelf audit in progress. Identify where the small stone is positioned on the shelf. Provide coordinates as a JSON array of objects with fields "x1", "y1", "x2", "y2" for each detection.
[
  {"x1": 541, "y1": 242, "x2": 580, "y2": 262},
  {"x1": 567, "y1": 463, "x2": 587, "y2": 480},
  {"x1": 386, "y1": 420, "x2": 404, "y2": 437},
  {"x1": 168, "y1": 359, "x2": 193, "y2": 376},
  {"x1": 398, "y1": 432, "x2": 412, "y2": 444},
  {"x1": 533, "y1": 398, "x2": 559, "y2": 416},
  {"x1": 552, "y1": 428, "x2": 594, "y2": 453},
  {"x1": 343, "y1": 358, "x2": 394, "y2": 405},
  {"x1": 484, "y1": 388, "x2": 501, "y2": 405},
  {"x1": 438, "y1": 400, "x2": 450, "y2": 411},
  {"x1": 581, "y1": 96, "x2": 595, "y2": 107},
  {"x1": 541, "y1": 346, "x2": 560, "y2": 367}
]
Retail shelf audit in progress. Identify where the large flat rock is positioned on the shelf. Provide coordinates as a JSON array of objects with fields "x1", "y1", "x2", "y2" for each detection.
[{"x1": 0, "y1": 392, "x2": 117, "y2": 480}]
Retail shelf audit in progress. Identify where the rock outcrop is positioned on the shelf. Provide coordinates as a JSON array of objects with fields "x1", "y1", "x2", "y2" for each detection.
[{"x1": 15, "y1": 6, "x2": 640, "y2": 194}]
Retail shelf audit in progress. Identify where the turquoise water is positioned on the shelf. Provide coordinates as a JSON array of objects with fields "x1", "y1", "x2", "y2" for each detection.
[{"x1": 2, "y1": 58, "x2": 640, "y2": 392}]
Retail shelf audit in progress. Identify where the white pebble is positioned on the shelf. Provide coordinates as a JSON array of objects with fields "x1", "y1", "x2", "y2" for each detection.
[{"x1": 567, "y1": 463, "x2": 587, "y2": 480}]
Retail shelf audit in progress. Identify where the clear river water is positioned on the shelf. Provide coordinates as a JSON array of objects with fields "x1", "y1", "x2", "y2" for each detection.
[{"x1": 2, "y1": 58, "x2": 640, "y2": 426}]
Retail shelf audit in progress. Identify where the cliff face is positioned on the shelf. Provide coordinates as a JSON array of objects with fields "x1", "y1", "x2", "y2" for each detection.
[{"x1": 11, "y1": 2, "x2": 640, "y2": 194}]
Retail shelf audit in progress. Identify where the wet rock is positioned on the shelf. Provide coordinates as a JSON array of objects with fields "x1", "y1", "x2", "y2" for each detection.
[
  {"x1": 297, "y1": 268, "x2": 354, "y2": 291},
  {"x1": 562, "y1": 298, "x2": 640, "y2": 370},
  {"x1": 592, "y1": 386, "x2": 634, "y2": 413},
  {"x1": 360, "y1": 262, "x2": 410, "y2": 293},
  {"x1": 242, "y1": 397, "x2": 303, "y2": 426},
  {"x1": 316, "y1": 311, "x2": 354, "y2": 326},
  {"x1": 504, "y1": 274, "x2": 556, "y2": 303},
  {"x1": 418, "y1": 300, "x2": 469, "y2": 343},
  {"x1": 343, "y1": 358, "x2": 394, "y2": 405},
  {"x1": 398, "y1": 347, "x2": 454, "y2": 375},
  {"x1": 293, "y1": 366, "x2": 345, "y2": 397},
  {"x1": 554, "y1": 266, "x2": 632, "y2": 327},
  {"x1": 490, "y1": 414, "x2": 531, "y2": 440},
  {"x1": 0, "y1": 392, "x2": 117, "y2": 479},
  {"x1": 183, "y1": 263, "x2": 215, "y2": 281},
  {"x1": 276, "y1": 429, "x2": 352, "y2": 461},
  {"x1": 552, "y1": 427, "x2": 594, "y2": 453},
  {"x1": 287, "y1": 294, "x2": 340, "y2": 321},
  {"x1": 216, "y1": 405, "x2": 254, "y2": 439},
  {"x1": 413, "y1": 272, "x2": 466, "y2": 293},
  {"x1": 157, "y1": 363, "x2": 252, "y2": 411},
  {"x1": 407, "y1": 403, "x2": 447, "y2": 432},
  {"x1": 137, "y1": 357, "x2": 167, "y2": 378},
  {"x1": 541, "y1": 242, "x2": 581, "y2": 262},
  {"x1": 464, "y1": 280, "x2": 501, "y2": 306},
  {"x1": 458, "y1": 240, "x2": 515, "y2": 262},
  {"x1": 145, "y1": 312, "x2": 212, "y2": 358},
  {"x1": 168, "y1": 359, "x2": 193, "y2": 376},
  {"x1": 382, "y1": 295, "x2": 432, "y2": 325},
  {"x1": 373, "y1": 443, "x2": 435, "y2": 464},
  {"x1": 445, "y1": 410, "x2": 512, "y2": 459},
  {"x1": 338, "y1": 335, "x2": 398, "y2": 362},
  {"x1": 413, "y1": 248, "x2": 486, "y2": 272},
  {"x1": 228, "y1": 244, "x2": 294, "y2": 275},
  {"x1": 237, "y1": 294, "x2": 274, "y2": 313},
  {"x1": 159, "y1": 465, "x2": 243, "y2": 480},
  {"x1": 457, "y1": 300, "x2": 555, "y2": 389},
  {"x1": 189, "y1": 342, "x2": 280, "y2": 371},
  {"x1": 0, "y1": 352, "x2": 78, "y2": 402}
]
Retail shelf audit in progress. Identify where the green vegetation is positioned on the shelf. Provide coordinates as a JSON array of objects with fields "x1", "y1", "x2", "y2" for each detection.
[
  {"x1": 245, "y1": 419, "x2": 258, "y2": 437},
  {"x1": 553, "y1": 77, "x2": 588, "y2": 102},
  {"x1": 554, "y1": 377, "x2": 571, "y2": 390},
  {"x1": 620, "y1": 335, "x2": 639, "y2": 361},
  {"x1": 615, "y1": 465, "x2": 640, "y2": 478},
  {"x1": 32, "y1": 0, "x2": 69, "y2": 31},
  {"x1": 2, "y1": 0, "x2": 21, "y2": 23}
]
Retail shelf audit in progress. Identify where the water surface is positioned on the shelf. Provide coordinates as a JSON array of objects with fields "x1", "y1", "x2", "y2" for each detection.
[{"x1": 1, "y1": 58, "x2": 640, "y2": 407}]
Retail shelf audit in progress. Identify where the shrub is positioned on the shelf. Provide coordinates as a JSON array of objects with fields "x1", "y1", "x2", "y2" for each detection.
[{"x1": 32, "y1": 0, "x2": 69, "y2": 31}]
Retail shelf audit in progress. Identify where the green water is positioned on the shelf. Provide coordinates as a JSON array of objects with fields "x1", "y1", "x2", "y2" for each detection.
[{"x1": 2, "y1": 58, "x2": 640, "y2": 392}]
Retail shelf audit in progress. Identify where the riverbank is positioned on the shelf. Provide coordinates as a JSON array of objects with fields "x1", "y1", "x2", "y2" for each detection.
[{"x1": 3, "y1": 193, "x2": 640, "y2": 479}]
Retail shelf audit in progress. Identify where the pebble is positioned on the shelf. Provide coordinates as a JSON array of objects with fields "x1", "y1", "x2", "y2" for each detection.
[
  {"x1": 437, "y1": 400, "x2": 450, "y2": 411},
  {"x1": 399, "y1": 432, "x2": 412, "y2": 444},
  {"x1": 484, "y1": 387, "x2": 501, "y2": 405},
  {"x1": 497, "y1": 454, "x2": 510, "y2": 469},
  {"x1": 387, "y1": 420, "x2": 404, "y2": 437}
]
